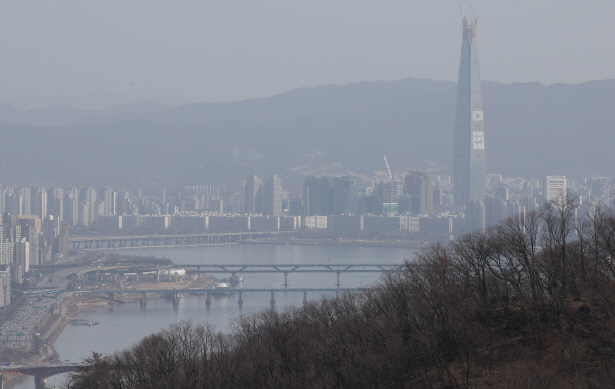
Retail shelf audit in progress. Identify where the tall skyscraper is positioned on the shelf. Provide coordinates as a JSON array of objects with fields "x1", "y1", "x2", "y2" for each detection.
[
  {"x1": 303, "y1": 176, "x2": 329, "y2": 216},
  {"x1": 244, "y1": 175, "x2": 262, "y2": 214},
  {"x1": 332, "y1": 177, "x2": 359, "y2": 215},
  {"x1": 403, "y1": 171, "x2": 433, "y2": 215},
  {"x1": 263, "y1": 175, "x2": 283, "y2": 216},
  {"x1": 453, "y1": 16, "x2": 486, "y2": 205}
]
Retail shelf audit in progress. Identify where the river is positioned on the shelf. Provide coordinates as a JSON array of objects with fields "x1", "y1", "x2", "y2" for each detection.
[{"x1": 9, "y1": 243, "x2": 416, "y2": 388}]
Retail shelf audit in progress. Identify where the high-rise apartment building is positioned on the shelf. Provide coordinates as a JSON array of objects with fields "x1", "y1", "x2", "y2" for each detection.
[
  {"x1": 465, "y1": 199, "x2": 486, "y2": 232},
  {"x1": 47, "y1": 187, "x2": 63, "y2": 221},
  {"x1": 15, "y1": 238, "x2": 29, "y2": 273},
  {"x1": 33, "y1": 188, "x2": 48, "y2": 220},
  {"x1": 101, "y1": 187, "x2": 116, "y2": 216},
  {"x1": 244, "y1": 176, "x2": 262, "y2": 214},
  {"x1": 0, "y1": 264, "x2": 10, "y2": 308},
  {"x1": 263, "y1": 175, "x2": 283, "y2": 216},
  {"x1": 545, "y1": 176, "x2": 567, "y2": 201},
  {"x1": 20, "y1": 187, "x2": 31, "y2": 216},
  {"x1": 63, "y1": 188, "x2": 79, "y2": 226},
  {"x1": 0, "y1": 241, "x2": 13, "y2": 265},
  {"x1": 453, "y1": 16, "x2": 486, "y2": 205},
  {"x1": 82, "y1": 187, "x2": 97, "y2": 225},
  {"x1": 6, "y1": 193, "x2": 23, "y2": 216}
]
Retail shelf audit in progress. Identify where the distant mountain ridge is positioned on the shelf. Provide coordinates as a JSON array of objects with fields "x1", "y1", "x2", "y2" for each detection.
[{"x1": 0, "y1": 78, "x2": 613, "y2": 190}]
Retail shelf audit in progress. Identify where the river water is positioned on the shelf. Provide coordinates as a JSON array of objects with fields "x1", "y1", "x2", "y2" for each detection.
[{"x1": 9, "y1": 243, "x2": 416, "y2": 388}]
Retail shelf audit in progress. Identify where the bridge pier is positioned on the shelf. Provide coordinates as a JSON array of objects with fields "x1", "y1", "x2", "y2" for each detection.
[
  {"x1": 156, "y1": 266, "x2": 160, "y2": 283},
  {"x1": 238, "y1": 291, "x2": 243, "y2": 309},
  {"x1": 167, "y1": 267, "x2": 171, "y2": 282},
  {"x1": 140, "y1": 292, "x2": 147, "y2": 308},
  {"x1": 196, "y1": 266, "x2": 200, "y2": 280},
  {"x1": 336, "y1": 271, "x2": 342, "y2": 288},
  {"x1": 34, "y1": 377, "x2": 47, "y2": 389},
  {"x1": 173, "y1": 291, "x2": 179, "y2": 307},
  {"x1": 303, "y1": 291, "x2": 308, "y2": 306},
  {"x1": 108, "y1": 292, "x2": 114, "y2": 301},
  {"x1": 205, "y1": 293, "x2": 211, "y2": 307},
  {"x1": 270, "y1": 291, "x2": 275, "y2": 309},
  {"x1": 283, "y1": 272, "x2": 289, "y2": 289}
]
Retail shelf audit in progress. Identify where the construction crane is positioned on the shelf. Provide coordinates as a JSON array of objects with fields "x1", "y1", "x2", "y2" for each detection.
[{"x1": 383, "y1": 157, "x2": 393, "y2": 181}]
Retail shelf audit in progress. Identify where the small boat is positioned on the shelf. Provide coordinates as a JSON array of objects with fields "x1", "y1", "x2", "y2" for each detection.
[{"x1": 210, "y1": 282, "x2": 234, "y2": 296}]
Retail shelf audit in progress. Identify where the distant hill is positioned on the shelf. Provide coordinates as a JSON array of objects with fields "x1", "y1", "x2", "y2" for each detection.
[{"x1": 0, "y1": 78, "x2": 614, "y2": 190}]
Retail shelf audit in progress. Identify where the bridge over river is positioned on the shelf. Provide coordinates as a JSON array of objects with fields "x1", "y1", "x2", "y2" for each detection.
[
  {"x1": 69, "y1": 232, "x2": 276, "y2": 249},
  {"x1": 0, "y1": 363, "x2": 90, "y2": 389},
  {"x1": 74, "y1": 287, "x2": 366, "y2": 309},
  {"x1": 89, "y1": 263, "x2": 403, "y2": 288}
]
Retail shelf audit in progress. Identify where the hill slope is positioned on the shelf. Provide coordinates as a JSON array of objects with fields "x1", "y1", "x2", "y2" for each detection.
[{"x1": 0, "y1": 78, "x2": 613, "y2": 189}]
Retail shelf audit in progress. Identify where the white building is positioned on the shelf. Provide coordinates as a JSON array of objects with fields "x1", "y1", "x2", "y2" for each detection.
[{"x1": 545, "y1": 176, "x2": 567, "y2": 201}]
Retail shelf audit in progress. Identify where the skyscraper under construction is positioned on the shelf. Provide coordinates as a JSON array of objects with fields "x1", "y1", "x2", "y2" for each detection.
[{"x1": 453, "y1": 16, "x2": 486, "y2": 205}]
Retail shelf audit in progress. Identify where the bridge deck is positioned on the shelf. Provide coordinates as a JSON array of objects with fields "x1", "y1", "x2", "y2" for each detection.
[
  {"x1": 0, "y1": 364, "x2": 89, "y2": 378},
  {"x1": 69, "y1": 232, "x2": 276, "y2": 241},
  {"x1": 74, "y1": 287, "x2": 364, "y2": 294}
]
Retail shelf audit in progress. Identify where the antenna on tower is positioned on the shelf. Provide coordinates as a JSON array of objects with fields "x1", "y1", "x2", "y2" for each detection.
[
  {"x1": 469, "y1": 3, "x2": 478, "y2": 22},
  {"x1": 383, "y1": 157, "x2": 393, "y2": 180}
]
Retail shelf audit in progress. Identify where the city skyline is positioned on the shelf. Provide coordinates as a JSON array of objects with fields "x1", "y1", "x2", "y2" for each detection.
[{"x1": 1, "y1": 4, "x2": 614, "y2": 385}]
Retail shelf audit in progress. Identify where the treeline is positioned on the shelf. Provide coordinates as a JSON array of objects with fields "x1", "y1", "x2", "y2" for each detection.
[{"x1": 66, "y1": 195, "x2": 615, "y2": 388}]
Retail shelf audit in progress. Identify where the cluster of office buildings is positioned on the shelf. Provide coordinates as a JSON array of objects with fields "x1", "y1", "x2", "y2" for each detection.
[{"x1": 0, "y1": 168, "x2": 610, "y2": 243}]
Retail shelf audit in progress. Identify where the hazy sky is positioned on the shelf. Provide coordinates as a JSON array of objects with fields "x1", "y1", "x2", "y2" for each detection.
[{"x1": 0, "y1": 1, "x2": 613, "y2": 105}]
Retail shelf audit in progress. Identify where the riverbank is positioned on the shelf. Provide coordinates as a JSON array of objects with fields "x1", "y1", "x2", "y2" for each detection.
[{"x1": 45, "y1": 273, "x2": 216, "y2": 353}]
